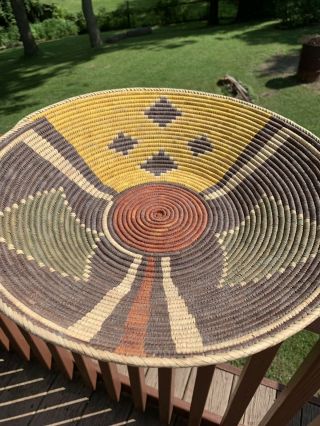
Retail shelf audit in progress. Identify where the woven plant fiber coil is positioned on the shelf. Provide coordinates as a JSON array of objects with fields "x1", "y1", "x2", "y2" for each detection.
[{"x1": 0, "y1": 88, "x2": 319, "y2": 367}]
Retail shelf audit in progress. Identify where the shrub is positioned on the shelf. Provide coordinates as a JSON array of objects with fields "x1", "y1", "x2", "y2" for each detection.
[
  {"x1": 31, "y1": 18, "x2": 78, "y2": 41},
  {"x1": 276, "y1": 0, "x2": 320, "y2": 27},
  {"x1": 0, "y1": 0, "x2": 70, "y2": 28},
  {"x1": 0, "y1": 0, "x2": 14, "y2": 27},
  {"x1": 95, "y1": 0, "x2": 209, "y2": 31},
  {"x1": 25, "y1": 0, "x2": 64, "y2": 23},
  {"x1": 0, "y1": 24, "x2": 19, "y2": 49}
]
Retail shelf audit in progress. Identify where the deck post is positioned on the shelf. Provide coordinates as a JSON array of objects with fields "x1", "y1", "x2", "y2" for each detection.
[
  {"x1": 18, "y1": 327, "x2": 52, "y2": 370},
  {"x1": 0, "y1": 327, "x2": 10, "y2": 351},
  {"x1": 99, "y1": 361, "x2": 122, "y2": 401},
  {"x1": 0, "y1": 314, "x2": 30, "y2": 361},
  {"x1": 73, "y1": 352, "x2": 97, "y2": 390},
  {"x1": 260, "y1": 339, "x2": 320, "y2": 426},
  {"x1": 128, "y1": 366, "x2": 147, "y2": 412},
  {"x1": 47, "y1": 343, "x2": 74, "y2": 380},
  {"x1": 158, "y1": 367, "x2": 175, "y2": 424},
  {"x1": 188, "y1": 365, "x2": 215, "y2": 426},
  {"x1": 220, "y1": 343, "x2": 280, "y2": 426}
]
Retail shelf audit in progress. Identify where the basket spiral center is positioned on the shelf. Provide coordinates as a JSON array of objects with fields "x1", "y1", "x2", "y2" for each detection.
[{"x1": 110, "y1": 183, "x2": 209, "y2": 254}]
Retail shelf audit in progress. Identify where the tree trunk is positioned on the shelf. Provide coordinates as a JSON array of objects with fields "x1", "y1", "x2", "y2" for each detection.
[
  {"x1": 9, "y1": 0, "x2": 38, "y2": 56},
  {"x1": 82, "y1": 0, "x2": 103, "y2": 48},
  {"x1": 237, "y1": 0, "x2": 259, "y2": 21},
  {"x1": 237, "y1": 0, "x2": 276, "y2": 21},
  {"x1": 208, "y1": 0, "x2": 219, "y2": 26}
]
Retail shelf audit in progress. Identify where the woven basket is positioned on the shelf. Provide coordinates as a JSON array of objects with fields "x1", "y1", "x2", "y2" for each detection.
[{"x1": 0, "y1": 88, "x2": 319, "y2": 367}]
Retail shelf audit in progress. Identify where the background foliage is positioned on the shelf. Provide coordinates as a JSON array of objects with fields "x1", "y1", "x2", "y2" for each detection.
[{"x1": 1, "y1": 0, "x2": 320, "y2": 49}]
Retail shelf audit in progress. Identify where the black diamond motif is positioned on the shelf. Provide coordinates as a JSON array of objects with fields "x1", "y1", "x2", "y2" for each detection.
[
  {"x1": 188, "y1": 135, "x2": 213, "y2": 156},
  {"x1": 145, "y1": 97, "x2": 182, "y2": 127},
  {"x1": 140, "y1": 150, "x2": 178, "y2": 176},
  {"x1": 108, "y1": 132, "x2": 138, "y2": 155}
]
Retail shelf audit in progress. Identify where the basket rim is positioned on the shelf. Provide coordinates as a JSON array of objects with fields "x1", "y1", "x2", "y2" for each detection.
[{"x1": 0, "y1": 87, "x2": 319, "y2": 368}]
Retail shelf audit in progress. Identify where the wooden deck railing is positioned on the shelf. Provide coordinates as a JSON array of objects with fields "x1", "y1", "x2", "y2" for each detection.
[{"x1": 0, "y1": 313, "x2": 320, "y2": 426}]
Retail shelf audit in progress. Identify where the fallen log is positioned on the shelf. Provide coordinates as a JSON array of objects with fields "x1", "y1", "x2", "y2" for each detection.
[{"x1": 217, "y1": 75, "x2": 253, "y2": 103}]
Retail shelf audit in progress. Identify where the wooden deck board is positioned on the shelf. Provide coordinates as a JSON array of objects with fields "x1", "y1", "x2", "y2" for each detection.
[
  {"x1": 183, "y1": 367, "x2": 234, "y2": 417},
  {"x1": 75, "y1": 387, "x2": 133, "y2": 426},
  {"x1": 1, "y1": 348, "x2": 320, "y2": 426},
  {"x1": 28, "y1": 373, "x2": 92, "y2": 425},
  {"x1": 0, "y1": 352, "x2": 58, "y2": 425},
  {"x1": 205, "y1": 368, "x2": 234, "y2": 416},
  {"x1": 301, "y1": 403, "x2": 320, "y2": 425},
  {"x1": 243, "y1": 383, "x2": 276, "y2": 425},
  {"x1": 287, "y1": 410, "x2": 302, "y2": 426},
  {"x1": 230, "y1": 371, "x2": 277, "y2": 426},
  {"x1": 145, "y1": 367, "x2": 192, "y2": 400},
  {"x1": 129, "y1": 405, "x2": 172, "y2": 425}
]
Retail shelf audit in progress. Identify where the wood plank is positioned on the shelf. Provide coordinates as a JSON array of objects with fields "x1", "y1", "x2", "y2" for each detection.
[
  {"x1": 99, "y1": 361, "x2": 121, "y2": 402},
  {"x1": 73, "y1": 353, "x2": 97, "y2": 391},
  {"x1": 221, "y1": 344, "x2": 279, "y2": 426},
  {"x1": 308, "y1": 413, "x2": 320, "y2": 426},
  {"x1": 146, "y1": 367, "x2": 191, "y2": 400},
  {"x1": 185, "y1": 367, "x2": 234, "y2": 418},
  {"x1": 205, "y1": 368, "x2": 234, "y2": 416},
  {"x1": 287, "y1": 411, "x2": 302, "y2": 426},
  {"x1": 158, "y1": 368, "x2": 175, "y2": 424},
  {"x1": 47, "y1": 343, "x2": 74, "y2": 380},
  {"x1": 128, "y1": 404, "x2": 165, "y2": 426},
  {"x1": 188, "y1": 365, "x2": 215, "y2": 426},
  {"x1": 77, "y1": 387, "x2": 132, "y2": 426},
  {"x1": 19, "y1": 328, "x2": 52, "y2": 370},
  {"x1": 145, "y1": 367, "x2": 158, "y2": 388},
  {"x1": 0, "y1": 315, "x2": 30, "y2": 362},
  {"x1": 116, "y1": 363, "x2": 128, "y2": 376},
  {"x1": 183, "y1": 368, "x2": 197, "y2": 403},
  {"x1": 175, "y1": 368, "x2": 192, "y2": 400},
  {"x1": 260, "y1": 339, "x2": 320, "y2": 426},
  {"x1": 243, "y1": 383, "x2": 276, "y2": 425},
  {"x1": 301, "y1": 403, "x2": 320, "y2": 425},
  {"x1": 127, "y1": 366, "x2": 147, "y2": 412},
  {"x1": 0, "y1": 353, "x2": 57, "y2": 426},
  {"x1": 28, "y1": 371, "x2": 91, "y2": 425}
]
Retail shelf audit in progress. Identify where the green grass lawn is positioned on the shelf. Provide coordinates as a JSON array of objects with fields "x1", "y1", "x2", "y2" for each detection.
[
  {"x1": 0, "y1": 20, "x2": 319, "y2": 385},
  {"x1": 51, "y1": 0, "x2": 157, "y2": 14}
]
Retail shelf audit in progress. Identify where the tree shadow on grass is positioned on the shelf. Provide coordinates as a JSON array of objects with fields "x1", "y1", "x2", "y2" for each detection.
[
  {"x1": 0, "y1": 20, "x2": 311, "y2": 127},
  {"x1": 230, "y1": 20, "x2": 317, "y2": 46},
  {"x1": 0, "y1": 35, "x2": 110, "y2": 119},
  {"x1": 258, "y1": 52, "x2": 299, "y2": 77},
  {"x1": 265, "y1": 75, "x2": 300, "y2": 89},
  {"x1": 0, "y1": 23, "x2": 209, "y2": 122}
]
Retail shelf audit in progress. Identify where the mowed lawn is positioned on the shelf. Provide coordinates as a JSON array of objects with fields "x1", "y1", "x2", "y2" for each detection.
[
  {"x1": 51, "y1": 0, "x2": 156, "y2": 13},
  {"x1": 0, "y1": 21, "x2": 319, "y2": 384}
]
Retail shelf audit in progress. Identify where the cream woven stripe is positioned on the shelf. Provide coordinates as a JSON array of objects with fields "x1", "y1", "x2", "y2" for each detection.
[
  {"x1": 161, "y1": 257, "x2": 204, "y2": 353},
  {"x1": 0, "y1": 129, "x2": 113, "y2": 202},
  {"x1": 67, "y1": 257, "x2": 142, "y2": 341},
  {"x1": 102, "y1": 203, "x2": 142, "y2": 258},
  {"x1": 0, "y1": 277, "x2": 319, "y2": 364},
  {"x1": 204, "y1": 131, "x2": 286, "y2": 200}
]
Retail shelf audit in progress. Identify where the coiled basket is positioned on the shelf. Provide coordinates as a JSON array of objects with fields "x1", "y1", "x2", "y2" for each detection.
[{"x1": 0, "y1": 88, "x2": 319, "y2": 367}]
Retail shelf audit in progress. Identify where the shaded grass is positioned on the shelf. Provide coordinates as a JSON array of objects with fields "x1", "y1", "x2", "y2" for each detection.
[
  {"x1": 52, "y1": 0, "x2": 158, "y2": 14},
  {"x1": 1, "y1": 21, "x2": 319, "y2": 135},
  {"x1": 0, "y1": 21, "x2": 319, "y2": 385}
]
